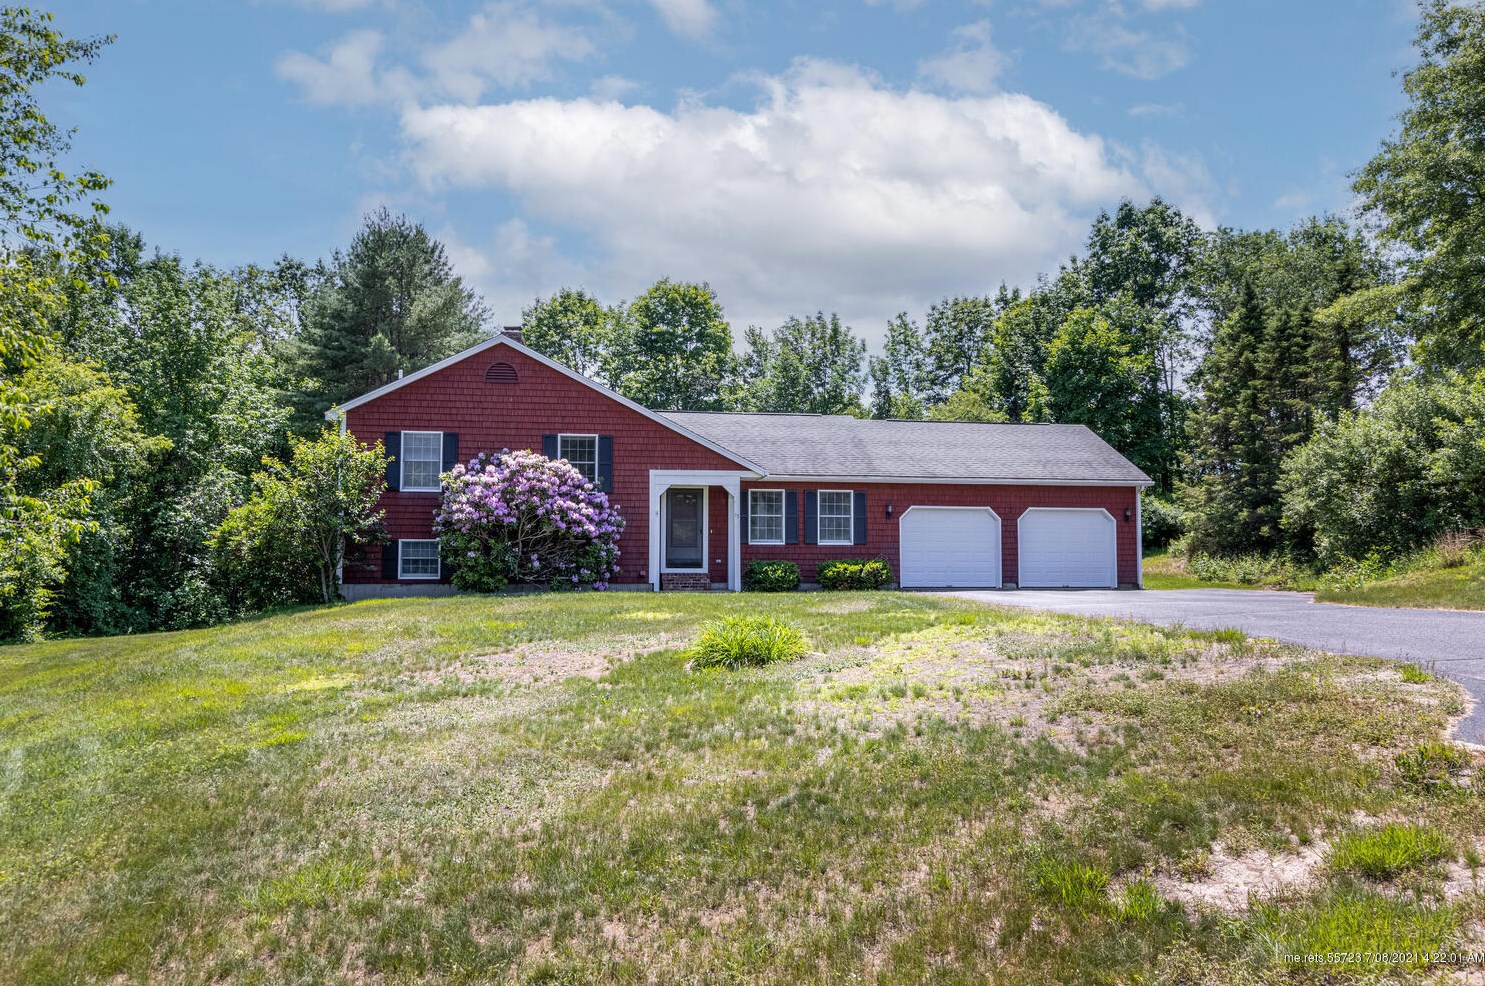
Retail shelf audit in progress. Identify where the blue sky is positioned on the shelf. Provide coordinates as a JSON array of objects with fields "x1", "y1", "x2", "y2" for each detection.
[{"x1": 53, "y1": 0, "x2": 1418, "y2": 343}]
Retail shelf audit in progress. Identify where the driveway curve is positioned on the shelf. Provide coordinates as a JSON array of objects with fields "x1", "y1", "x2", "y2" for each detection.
[{"x1": 943, "y1": 588, "x2": 1485, "y2": 744}]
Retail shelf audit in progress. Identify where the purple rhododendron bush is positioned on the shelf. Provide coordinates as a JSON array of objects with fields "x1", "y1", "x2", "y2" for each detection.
[{"x1": 435, "y1": 450, "x2": 624, "y2": 591}]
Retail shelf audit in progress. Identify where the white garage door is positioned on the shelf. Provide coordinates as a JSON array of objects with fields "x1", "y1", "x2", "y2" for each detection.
[
  {"x1": 899, "y1": 507, "x2": 1001, "y2": 588},
  {"x1": 1018, "y1": 508, "x2": 1117, "y2": 588}
]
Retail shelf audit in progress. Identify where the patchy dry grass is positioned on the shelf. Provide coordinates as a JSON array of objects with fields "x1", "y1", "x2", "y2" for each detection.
[{"x1": 1, "y1": 591, "x2": 1482, "y2": 984}]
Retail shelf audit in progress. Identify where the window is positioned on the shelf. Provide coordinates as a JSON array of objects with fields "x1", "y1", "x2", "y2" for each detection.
[
  {"x1": 398, "y1": 539, "x2": 440, "y2": 579},
  {"x1": 400, "y1": 431, "x2": 443, "y2": 491},
  {"x1": 558, "y1": 434, "x2": 598, "y2": 484},
  {"x1": 818, "y1": 490, "x2": 854, "y2": 545},
  {"x1": 749, "y1": 490, "x2": 785, "y2": 544}
]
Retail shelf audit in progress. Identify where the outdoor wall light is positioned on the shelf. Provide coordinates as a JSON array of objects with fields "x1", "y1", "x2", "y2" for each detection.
[
  {"x1": 885, "y1": 503, "x2": 894, "y2": 519},
  {"x1": 1124, "y1": 507, "x2": 1133, "y2": 521}
]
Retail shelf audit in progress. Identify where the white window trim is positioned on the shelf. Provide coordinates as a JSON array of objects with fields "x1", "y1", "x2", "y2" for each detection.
[
  {"x1": 817, "y1": 489, "x2": 855, "y2": 546},
  {"x1": 557, "y1": 432, "x2": 600, "y2": 483},
  {"x1": 661, "y1": 486, "x2": 709, "y2": 574},
  {"x1": 397, "y1": 538, "x2": 442, "y2": 580},
  {"x1": 747, "y1": 489, "x2": 786, "y2": 546},
  {"x1": 399, "y1": 430, "x2": 444, "y2": 493}
]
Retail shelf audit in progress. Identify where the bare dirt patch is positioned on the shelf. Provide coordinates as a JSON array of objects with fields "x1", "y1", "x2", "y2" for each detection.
[
  {"x1": 796, "y1": 622, "x2": 1292, "y2": 750},
  {"x1": 398, "y1": 633, "x2": 686, "y2": 688},
  {"x1": 1148, "y1": 842, "x2": 1326, "y2": 915}
]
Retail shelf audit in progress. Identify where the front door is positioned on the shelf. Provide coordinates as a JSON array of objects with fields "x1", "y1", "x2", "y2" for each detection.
[{"x1": 664, "y1": 488, "x2": 705, "y2": 570}]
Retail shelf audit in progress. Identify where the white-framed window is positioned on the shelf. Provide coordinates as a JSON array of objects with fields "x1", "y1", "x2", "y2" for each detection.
[
  {"x1": 400, "y1": 431, "x2": 443, "y2": 492},
  {"x1": 748, "y1": 489, "x2": 786, "y2": 544},
  {"x1": 818, "y1": 490, "x2": 854, "y2": 545},
  {"x1": 398, "y1": 539, "x2": 441, "y2": 579},
  {"x1": 558, "y1": 434, "x2": 598, "y2": 484}
]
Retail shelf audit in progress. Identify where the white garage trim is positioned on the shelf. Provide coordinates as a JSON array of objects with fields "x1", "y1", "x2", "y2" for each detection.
[
  {"x1": 1017, "y1": 507, "x2": 1118, "y2": 589},
  {"x1": 898, "y1": 506, "x2": 1002, "y2": 589}
]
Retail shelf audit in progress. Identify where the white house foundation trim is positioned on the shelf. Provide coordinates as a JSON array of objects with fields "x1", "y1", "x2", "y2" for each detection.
[{"x1": 648, "y1": 469, "x2": 750, "y2": 592}]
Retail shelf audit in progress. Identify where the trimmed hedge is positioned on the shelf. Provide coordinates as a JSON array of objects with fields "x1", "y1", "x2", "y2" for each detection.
[
  {"x1": 743, "y1": 559, "x2": 801, "y2": 592},
  {"x1": 817, "y1": 557, "x2": 893, "y2": 590}
]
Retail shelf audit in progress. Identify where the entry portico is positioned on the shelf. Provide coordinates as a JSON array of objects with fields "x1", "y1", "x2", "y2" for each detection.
[{"x1": 647, "y1": 469, "x2": 752, "y2": 591}]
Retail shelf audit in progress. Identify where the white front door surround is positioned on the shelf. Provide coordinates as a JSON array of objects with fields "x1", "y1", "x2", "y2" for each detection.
[{"x1": 648, "y1": 470, "x2": 749, "y2": 591}]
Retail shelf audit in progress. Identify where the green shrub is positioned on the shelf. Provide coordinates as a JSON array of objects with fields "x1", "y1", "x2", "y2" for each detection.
[
  {"x1": 1329, "y1": 824, "x2": 1452, "y2": 880},
  {"x1": 688, "y1": 616, "x2": 809, "y2": 669},
  {"x1": 817, "y1": 557, "x2": 894, "y2": 590},
  {"x1": 743, "y1": 559, "x2": 800, "y2": 592},
  {"x1": 1185, "y1": 551, "x2": 1319, "y2": 589},
  {"x1": 1141, "y1": 496, "x2": 1185, "y2": 551}
]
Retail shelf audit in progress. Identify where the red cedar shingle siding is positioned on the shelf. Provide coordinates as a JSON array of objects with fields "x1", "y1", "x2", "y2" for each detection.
[
  {"x1": 341, "y1": 342, "x2": 1143, "y2": 588},
  {"x1": 739, "y1": 481, "x2": 1140, "y2": 586},
  {"x1": 341, "y1": 346, "x2": 745, "y2": 584}
]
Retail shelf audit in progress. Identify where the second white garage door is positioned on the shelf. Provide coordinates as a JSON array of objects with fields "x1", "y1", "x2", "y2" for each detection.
[
  {"x1": 899, "y1": 507, "x2": 1002, "y2": 588},
  {"x1": 1018, "y1": 508, "x2": 1117, "y2": 588}
]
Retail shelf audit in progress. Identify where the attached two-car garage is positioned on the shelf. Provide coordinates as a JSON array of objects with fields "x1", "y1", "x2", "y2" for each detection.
[{"x1": 897, "y1": 505, "x2": 1118, "y2": 589}]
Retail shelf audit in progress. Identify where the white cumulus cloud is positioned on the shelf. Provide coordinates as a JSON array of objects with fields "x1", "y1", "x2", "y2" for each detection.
[
  {"x1": 917, "y1": 20, "x2": 1007, "y2": 94},
  {"x1": 399, "y1": 60, "x2": 1155, "y2": 331},
  {"x1": 647, "y1": 0, "x2": 719, "y2": 40}
]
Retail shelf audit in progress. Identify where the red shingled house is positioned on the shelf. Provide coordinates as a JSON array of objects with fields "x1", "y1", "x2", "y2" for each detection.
[{"x1": 329, "y1": 330, "x2": 1152, "y2": 596}]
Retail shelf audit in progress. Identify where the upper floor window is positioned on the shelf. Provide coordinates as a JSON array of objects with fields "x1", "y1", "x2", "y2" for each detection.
[
  {"x1": 559, "y1": 434, "x2": 598, "y2": 484},
  {"x1": 749, "y1": 490, "x2": 785, "y2": 544},
  {"x1": 818, "y1": 490, "x2": 854, "y2": 545},
  {"x1": 400, "y1": 431, "x2": 443, "y2": 492}
]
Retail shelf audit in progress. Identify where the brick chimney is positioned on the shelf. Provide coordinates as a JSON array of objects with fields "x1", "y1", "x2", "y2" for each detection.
[{"x1": 501, "y1": 325, "x2": 524, "y2": 344}]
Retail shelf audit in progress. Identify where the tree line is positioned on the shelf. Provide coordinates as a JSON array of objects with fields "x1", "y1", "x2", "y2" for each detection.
[{"x1": 4, "y1": 1, "x2": 1485, "y2": 640}]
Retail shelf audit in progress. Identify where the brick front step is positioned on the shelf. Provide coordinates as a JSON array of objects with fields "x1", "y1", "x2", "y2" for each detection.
[{"x1": 661, "y1": 572, "x2": 713, "y2": 592}]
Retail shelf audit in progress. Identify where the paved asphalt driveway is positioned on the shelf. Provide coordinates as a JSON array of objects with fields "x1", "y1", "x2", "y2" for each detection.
[{"x1": 944, "y1": 588, "x2": 1485, "y2": 744}]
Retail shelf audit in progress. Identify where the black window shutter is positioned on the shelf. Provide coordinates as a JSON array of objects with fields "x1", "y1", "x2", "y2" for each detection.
[
  {"x1": 442, "y1": 432, "x2": 459, "y2": 473},
  {"x1": 785, "y1": 491, "x2": 799, "y2": 544},
  {"x1": 382, "y1": 542, "x2": 397, "y2": 579},
  {"x1": 804, "y1": 491, "x2": 818, "y2": 545},
  {"x1": 597, "y1": 435, "x2": 614, "y2": 491},
  {"x1": 853, "y1": 491, "x2": 868, "y2": 545},
  {"x1": 542, "y1": 434, "x2": 558, "y2": 459},
  {"x1": 385, "y1": 432, "x2": 401, "y2": 491},
  {"x1": 743, "y1": 491, "x2": 753, "y2": 545}
]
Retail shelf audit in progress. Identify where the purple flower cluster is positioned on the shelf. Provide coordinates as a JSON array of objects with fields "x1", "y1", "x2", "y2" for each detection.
[{"x1": 434, "y1": 449, "x2": 624, "y2": 592}]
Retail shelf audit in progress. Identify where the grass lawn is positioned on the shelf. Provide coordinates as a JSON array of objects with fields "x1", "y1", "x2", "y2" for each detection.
[
  {"x1": 3, "y1": 592, "x2": 1483, "y2": 983},
  {"x1": 1318, "y1": 555, "x2": 1485, "y2": 612}
]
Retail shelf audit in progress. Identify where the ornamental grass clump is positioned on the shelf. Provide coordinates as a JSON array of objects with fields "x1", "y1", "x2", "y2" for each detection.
[
  {"x1": 435, "y1": 449, "x2": 624, "y2": 592},
  {"x1": 689, "y1": 616, "x2": 808, "y2": 670}
]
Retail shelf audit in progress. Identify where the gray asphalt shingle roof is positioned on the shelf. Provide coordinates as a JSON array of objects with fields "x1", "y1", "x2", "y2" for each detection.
[{"x1": 661, "y1": 412, "x2": 1151, "y2": 485}]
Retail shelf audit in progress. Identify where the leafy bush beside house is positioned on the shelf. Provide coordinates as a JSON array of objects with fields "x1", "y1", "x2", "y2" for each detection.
[
  {"x1": 436, "y1": 450, "x2": 623, "y2": 592},
  {"x1": 211, "y1": 431, "x2": 388, "y2": 612},
  {"x1": 817, "y1": 558, "x2": 894, "y2": 590},
  {"x1": 1140, "y1": 496, "x2": 1185, "y2": 551},
  {"x1": 743, "y1": 559, "x2": 800, "y2": 592}
]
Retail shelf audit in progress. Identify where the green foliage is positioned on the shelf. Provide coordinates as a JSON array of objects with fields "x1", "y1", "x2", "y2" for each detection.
[
  {"x1": 608, "y1": 278, "x2": 734, "y2": 411},
  {"x1": 742, "y1": 559, "x2": 800, "y2": 593},
  {"x1": 1280, "y1": 370, "x2": 1485, "y2": 565},
  {"x1": 1141, "y1": 496, "x2": 1184, "y2": 550},
  {"x1": 212, "y1": 430, "x2": 388, "y2": 610},
  {"x1": 734, "y1": 313, "x2": 866, "y2": 415},
  {"x1": 1355, "y1": 0, "x2": 1485, "y2": 368},
  {"x1": 1029, "y1": 855, "x2": 1110, "y2": 913},
  {"x1": 921, "y1": 294, "x2": 1002, "y2": 404},
  {"x1": 1395, "y1": 742, "x2": 1472, "y2": 792},
  {"x1": 1249, "y1": 891, "x2": 1457, "y2": 970},
  {"x1": 1184, "y1": 551, "x2": 1318, "y2": 590},
  {"x1": 1328, "y1": 824, "x2": 1452, "y2": 880},
  {"x1": 521, "y1": 287, "x2": 614, "y2": 381},
  {"x1": 292, "y1": 208, "x2": 489, "y2": 417},
  {"x1": 816, "y1": 558, "x2": 894, "y2": 591},
  {"x1": 868, "y1": 313, "x2": 930, "y2": 419},
  {"x1": 0, "y1": 481, "x2": 92, "y2": 641},
  {"x1": 1034, "y1": 301, "x2": 1167, "y2": 481},
  {"x1": 688, "y1": 615, "x2": 809, "y2": 669},
  {"x1": 1110, "y1": 878, "x2": 1168, "y2": 923}
]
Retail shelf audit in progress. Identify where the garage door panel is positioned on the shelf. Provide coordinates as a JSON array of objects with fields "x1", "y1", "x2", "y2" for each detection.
[
  {"x1": 1018, "y1": 509, "x2": 1116, "y2": 588},
  {"x1": 900, "y1": 508, "x2": 1001, "y2": 588}
]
